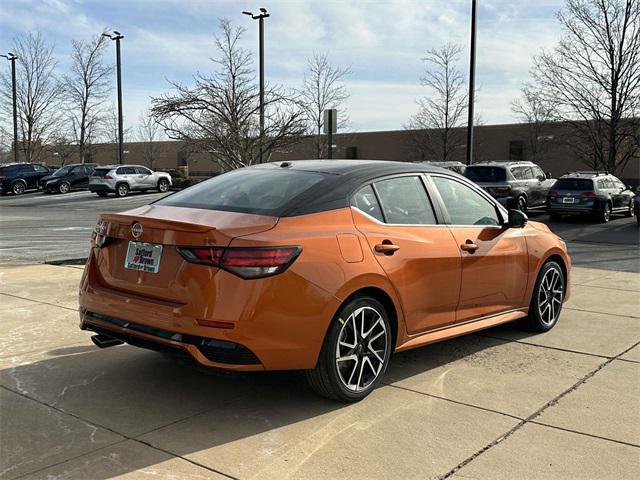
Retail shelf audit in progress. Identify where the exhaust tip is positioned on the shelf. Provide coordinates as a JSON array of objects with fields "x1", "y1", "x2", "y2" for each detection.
[{"x1": 91, "y1": 334, "x2": 124, "y2": 349}]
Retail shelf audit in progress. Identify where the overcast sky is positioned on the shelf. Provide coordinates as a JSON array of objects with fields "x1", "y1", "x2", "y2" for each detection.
[{"x1": 0, "y1": 0, "x2": 565, "y2": 133}]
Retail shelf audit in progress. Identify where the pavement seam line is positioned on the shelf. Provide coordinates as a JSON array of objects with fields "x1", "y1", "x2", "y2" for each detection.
[
  {"x1": 477, "y1": 334, "x2": 614, "y2": 360},
  {"x1": 564, "y1": 306, "x2": 640, "y2": 319},
  {"x1": 528, "y1": 421, "x2": 640, "y2": 449},
  {"x1": 0, "y1": 292, "x2": 78, "y2": 312},
  {"x1": 438, "y1": 339, "x2": 640, "y2": 479},
  {"x1": 381, "y1": 382, "x2": 523, "y2": 421},
  {"x1": 0, "y1": 385, "x2": 239, "y2": 480}
]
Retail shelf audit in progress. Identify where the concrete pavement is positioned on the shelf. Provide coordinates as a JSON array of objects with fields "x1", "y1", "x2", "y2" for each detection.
[{"x1": 0, "y1": 264, "x2": 638, "y2": 479}]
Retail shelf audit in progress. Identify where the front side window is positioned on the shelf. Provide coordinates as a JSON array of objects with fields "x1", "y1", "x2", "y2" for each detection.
[
  {"x1": 34, "y1": 164, "x2": 49, "y2": 173},
  {"x1": 531, "y1": 166, "x2": 545, "y2": 180},
  {"x1": 134, "y1": 166, "x2": 151, "y2": 175},
  {"x1": 373, "y1": 176, "x2": 437, "y2": 225},
  {"x1": 432, "y1": 176, "x2": 501, "y2": 226},
  {"x1": 351, "y1": 184, "x2": 384, "y2": 222}
]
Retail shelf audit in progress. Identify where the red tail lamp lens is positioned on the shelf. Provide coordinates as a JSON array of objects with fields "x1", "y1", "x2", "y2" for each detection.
[
  {"x1": 178, "y1": 246, "x2": 301, "y2": 279},
  {"x1": 581, "y1": 191, "x2": 596, "y2": 198},
  {"x1": 548, "y1": 190, "x2": 558, "y2": 197}
]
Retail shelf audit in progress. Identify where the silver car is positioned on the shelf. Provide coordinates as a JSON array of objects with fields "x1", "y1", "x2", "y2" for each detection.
[{"x1": 89, "y1": 165, "x2": 172, "y2": 197}]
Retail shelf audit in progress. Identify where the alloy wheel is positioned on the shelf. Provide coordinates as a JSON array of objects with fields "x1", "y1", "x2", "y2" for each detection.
[
  {"x1": 603, "y1": 204, "x2": 611, "y2": 223},
  {"x1": 518, "y1": 196, "x2": 527, "y2": 213},
  {"x1": 117, "y1": 184, "x2": 128, "y2": 197},
  {"x1": 159, "y1": 180, "x2": 169, "y2": 192},
  {"x1": 335, "y1": 306, "x2": 388, "y2": 393},
  {"x1": 537, "y1": 266, "x2": 564, "y2": 326},
  {"x1": 59, "y1": 182, "x2": 70, "y2": 194},
  {"x1": 12, "y1": 182, "x2": 25, "y2": 195}
]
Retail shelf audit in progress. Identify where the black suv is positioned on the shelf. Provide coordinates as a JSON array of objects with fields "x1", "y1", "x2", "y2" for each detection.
[
  {"x1": 464, "y1": 161, "x2": 555, "y2": 212},
  {"x1": 40, "y1": 163, "x2": 97, "y2": 194},
  {"x1": 547, "y1": 171, "x2": 635, "y2": 223},
  {"x1": 0, "y1": 163, "x2": 54, "y2": 195}
]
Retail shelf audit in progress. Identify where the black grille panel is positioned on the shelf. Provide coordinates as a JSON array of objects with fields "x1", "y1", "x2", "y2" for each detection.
[{"x1": 83, "y1": 309, "x2": 260, "y2": 365}]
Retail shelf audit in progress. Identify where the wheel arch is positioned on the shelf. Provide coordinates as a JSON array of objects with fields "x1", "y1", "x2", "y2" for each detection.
[{"x1": 11, "y1": 178, "x2": 27, "y2": 188}]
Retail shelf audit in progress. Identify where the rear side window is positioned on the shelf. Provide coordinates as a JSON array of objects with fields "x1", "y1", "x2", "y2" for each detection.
[
  {"x1": 464, "y1": 167, "x2": 507, "y2": 183},
  {"x1": 554, "y1": 179, "x2": 594, "y2": 190},
  {"x1": 511, "y1": 166, "x2": 532, "y2": 180},
  {"x1": 33, "y1": 164, "x2": 49, "y2": 173},
  {"x1": 156, "y1": 168, "x2": 325, "y2": 215},
  {"x1": 117, "y1": 167, "x2": 135, "y2": 175},
  {"x1": 352, "y1": 185, "x2": 384, "y2": 222},
  {"x1": 373, "y1": 176, "x2": 437, "y2": 225}
]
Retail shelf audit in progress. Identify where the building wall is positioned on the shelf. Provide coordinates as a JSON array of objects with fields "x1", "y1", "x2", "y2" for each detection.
[{"x1": 36, "y1": 122, "x2": 639, "y2": 184}]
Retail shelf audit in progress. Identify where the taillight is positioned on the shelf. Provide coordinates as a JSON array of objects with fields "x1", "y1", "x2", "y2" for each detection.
[
  {"x1": 177, "y1": 246, "x2": 301, "y2": 279},
  {"x1": 90, "y1": 220, "x2": 110, "y2": 247},
  {"x1": 548, "y1": 190, "x2": 558, "y2": 197},
  {"x1": 492, "y1": 186, "x2": 512, "y2": 195},
  {"x1": 103, "y1": 174, "x2": 113, "y2": 179},
  {"x1": 581, "y1": 191, "x2": 596, "y2": 198}
]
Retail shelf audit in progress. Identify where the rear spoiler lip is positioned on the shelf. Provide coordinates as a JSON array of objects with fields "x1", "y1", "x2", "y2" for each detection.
[{"x1": 100, "y1": 212, "x2": 216, "y2": 233}]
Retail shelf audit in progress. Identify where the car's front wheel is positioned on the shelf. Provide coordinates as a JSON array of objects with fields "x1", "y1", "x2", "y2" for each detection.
[
  {"x1": 158, "y1": 179, "x2": 170, "y2": 193},
  {"x1": 625, "y1": 200, "x2": 634, "y2": 217},
  {"x1": 115, "y1": 183, "x2": 129, "y2": 198},
  {"x1": 521, "y1": 260, "x2": 565, "y2": 332},
  {"x1": 598, "y1": 202, "x2": 612, "y2": 223},
  {"x1": 305, "y1": 296, "x2": 392, "y2": 402}
]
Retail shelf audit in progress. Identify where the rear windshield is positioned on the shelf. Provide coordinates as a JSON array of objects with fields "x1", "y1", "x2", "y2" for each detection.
[
  {"x1": 92, "y1": 168, "x2": 112, "y2": 176},
  {"x1": 156, "y1": 168, "x2": 326, "y2": 215},
  {"x1": 464, "y1": 166, "x2": 506, "y2": 182},
  {"x1": 553, "y1": 179, "x2": 593, "y2": 190}
]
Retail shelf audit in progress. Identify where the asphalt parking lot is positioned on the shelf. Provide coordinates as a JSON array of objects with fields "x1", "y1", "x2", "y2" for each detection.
[{"x1": 0, "y1": 190, "x2": 639, "y2": 479}]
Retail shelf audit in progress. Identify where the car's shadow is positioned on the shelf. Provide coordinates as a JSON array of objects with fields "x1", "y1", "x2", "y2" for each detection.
[{"x1": 2, "y1": 331, "x2": 512, "y2": 478}]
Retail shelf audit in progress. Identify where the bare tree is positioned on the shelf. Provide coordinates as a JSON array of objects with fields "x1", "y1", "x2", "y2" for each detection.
[
  {"x1": 531, "y1": 0, "x2": 640, "y2": 173},
  {"x1": 299, "y1": 52, "x2": 351, "y2": 158},
  {"x1": 406, "y1": 43, "x2": 468, "y2": 161},
  {"x1": 138, "y1": 109, "x2": 161, "y2": 169},
  {"x1": 151, "y1": 19, "x2": 306, "y2": 171},
  {"x1": 103, "y1": 104, "x2": 132, "y2": 161},
  {"x1": 50, "y1": 135, "x2": 76, "y2": 166},
  {"x1": 0, "y1": 33, "x2": 62, "y2": 163},
  {"x1": 511, "y1": 85, "x2": 557, "y2": 162},
  {"x1": 64, "y1": 33, "x2": 112, "y2": 163}
]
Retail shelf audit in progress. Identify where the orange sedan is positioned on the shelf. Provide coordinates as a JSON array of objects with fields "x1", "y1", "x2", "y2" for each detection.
[{"x1": 79, "y1": 160, "x2": 570, "y2": 402}]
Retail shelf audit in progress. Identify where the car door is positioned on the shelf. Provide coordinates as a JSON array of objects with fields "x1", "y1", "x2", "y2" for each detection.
[
  {"x1": 531, "y1": 165, "x2": 553, "y2": 207},
  {"x1": 117, "y1": 166, "x2": 135, "y2": 188},
  {"x1": 32, "y1": 164, "x2": 50, "y2": 185},
  {"x1": 351, "y1": 175, "x2": 462, "y2": 334},
  {"x1": 134, "y1": 166, "x2": 155, "y2": 188},
  {"x1": 610, "y1": 177, "x2": 628, "y2": 210},
  {"x1": 428, "y1": 174, "x2": 529, "y2": 322},
  {"x1": 20, "y1": 164, "x2": 37, "y2": 188}
]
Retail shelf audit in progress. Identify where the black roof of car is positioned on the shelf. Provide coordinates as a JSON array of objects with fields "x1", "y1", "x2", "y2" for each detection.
[{"x1": 249, "y1": 160, "x2": 462, "y2": 216}]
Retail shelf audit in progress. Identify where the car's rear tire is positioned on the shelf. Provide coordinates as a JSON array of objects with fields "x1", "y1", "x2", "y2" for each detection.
[
  {"x1": 158, "y1": 179, "x2": 170, "y2": 193},
  {"x1": 520, "y1": 260, "x2": 565, "y2": 332},
  {"x1": 58, "y1": 181, "x2": 71, "y2": 194},
  {"x1": 11, "y1": 181, "x2": 26, "y2": 195},
  {"x1": 517, "y1": 195, "x2": 528, "y2": 213},
  {"x1": 305, "y1": 296, "x2": 392, "y2": 402},
  {"x1": 625, "y1": 200, "x2": 634, "y2": 217},
  {"x1": 598, "y1": 202, "x2": 612, "y2": 223},
  {"x1": 115, "y1": 183, "x2": 129, "y2": 198}
]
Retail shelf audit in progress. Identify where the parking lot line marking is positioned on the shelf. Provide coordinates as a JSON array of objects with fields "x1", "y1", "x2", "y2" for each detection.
[
  {"x1": 438, "y1": 339, "x2": 640, "y2": 479},
  {"x1": 565, "y1": 306, "x2": 640, "y2": 319}
]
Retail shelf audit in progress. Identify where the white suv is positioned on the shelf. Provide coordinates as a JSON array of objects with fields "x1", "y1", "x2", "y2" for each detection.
[{"x1": 89, "y1": 165, "x2": 172, "y2": 197}]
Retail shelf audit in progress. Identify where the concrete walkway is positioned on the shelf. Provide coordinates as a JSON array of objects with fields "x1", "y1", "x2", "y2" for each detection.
[{"x1": 0, "y1": 264, "x2": 638, "y2": 479}]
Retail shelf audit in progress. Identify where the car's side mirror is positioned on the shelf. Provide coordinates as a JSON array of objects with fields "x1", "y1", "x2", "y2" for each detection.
[
  {"x1": 507, "y1": 209, "x2": 528, "y2": 228},
  {"x1": 545, "y1": 172, "x2": 552, "y2": 179},
  {"x1": 537, "y1": 175, "x2": 546, "y2": 182}
]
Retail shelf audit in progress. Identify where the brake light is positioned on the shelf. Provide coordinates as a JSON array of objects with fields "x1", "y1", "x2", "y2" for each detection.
[
  {"x1": 103, "y1": 174, "x2": 113, "y2": 179},
  {"x1": 548, "y1": 190, "x2": 558, "y2": 197},
  {"x1": 178, "y1": 246, "x2": 301, "y2": 279},
  {"x1": 492, "y1": 186, "x2": 512, "y2": 195},
  {"x1": 581, "y1": 191, "x2": 596, "y2": 198}
]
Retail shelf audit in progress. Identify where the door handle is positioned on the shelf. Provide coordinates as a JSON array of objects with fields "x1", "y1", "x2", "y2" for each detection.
[
  {"x1": 460, "y1": 240, "x2": 479, "y2": 253},
  {"x1": 374, "y1": 242, "x2": 400, "y2": 255}
]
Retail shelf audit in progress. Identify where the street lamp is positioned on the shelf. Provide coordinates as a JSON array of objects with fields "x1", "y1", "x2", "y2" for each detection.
[
  {"x1": 102, "y1": 30, "x2": 125, "y2": 164},
  {"x1": 243, "y1": 7, "x2": 269, "y2": 164},
  {"x1": 465, "y1": 0, "x2": 477, "y2": 166},
  {"x1": 1, "y1": 52, "x2": 19, "y2": 163}
]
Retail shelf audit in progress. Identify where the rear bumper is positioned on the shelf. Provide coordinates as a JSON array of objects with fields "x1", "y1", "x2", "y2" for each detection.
[
  {"x1": 547, "y1": 204, "x2": 599, "y2": 215},
  {"x1": 78, "y1": 248, "x2": 340, "y2": 371}
]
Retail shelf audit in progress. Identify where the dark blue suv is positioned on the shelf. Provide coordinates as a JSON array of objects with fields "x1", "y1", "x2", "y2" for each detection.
[{"x1": 0, "y1": 163, "x2": 54, "y2": 195}]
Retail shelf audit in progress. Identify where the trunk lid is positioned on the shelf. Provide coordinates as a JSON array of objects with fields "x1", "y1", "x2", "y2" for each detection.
[{"x1": 94, "y1": 205, "x2": 278, "y2": 303}]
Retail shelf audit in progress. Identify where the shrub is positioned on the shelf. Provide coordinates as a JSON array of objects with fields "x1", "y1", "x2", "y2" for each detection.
[{"x1": 171, "y1": 177, "x2": 201, "y2": 190}]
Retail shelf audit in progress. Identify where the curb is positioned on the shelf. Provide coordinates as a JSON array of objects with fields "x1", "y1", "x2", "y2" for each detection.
[{"x1": 45, "y1": 258, "x2": 88, "y2": 266}]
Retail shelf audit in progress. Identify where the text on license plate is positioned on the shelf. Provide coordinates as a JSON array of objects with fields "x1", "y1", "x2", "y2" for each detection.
[
  {"x1": 125, "y1": 241, "x2": 163, "y2": 273},
  {"x1": 563, "y1": 197, "x2": 575, "y2": 203}
]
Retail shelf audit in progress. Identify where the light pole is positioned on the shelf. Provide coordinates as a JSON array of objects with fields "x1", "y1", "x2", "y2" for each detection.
[
  {"x1": 103, "y1": 31, "x2": 125, "y2": 164},
  {"x1": 1, "y1": 52, "x2": 19, "y2": 163},
  {"x1": 465, "y1": 0, "x2": 477, "y2": 166},
  {"x1": 243, "y1": 8, "x2": 269, "y2": 164}
]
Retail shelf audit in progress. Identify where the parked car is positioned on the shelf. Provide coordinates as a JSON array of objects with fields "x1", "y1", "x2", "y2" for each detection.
[
  {"x1": 420, "y1": 161, "x2": 466, "y2": 174},
  {"x1": 0, "y1": 162, "x2": 54, "y2": 195},
  {"x1": 635, "y1": 187, "x2": 640, "y2": 226},
  {"x1": 79, "y1": 160, "x2": 570, "y2": 402},
  {"x1": 89, "y1": 165, "x2": 172, "y2": 197},
  {"x1": 464, "y1": 161, "x2": 555, "y2": 212},
  {"x1": 547, "y1": 171, "x2": 636, "y2": 223},
  {"x1": 40, "y1": 163, "x2": 97, "y2": 194}
]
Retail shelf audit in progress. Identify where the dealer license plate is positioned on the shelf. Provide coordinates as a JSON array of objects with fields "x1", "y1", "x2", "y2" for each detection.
[
  {"x1": 125, "y1": 241, "x2": 163, "y2": 273},
  {"x1": 563, "y1": 197, "x2": 575, "y2": 204}
]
